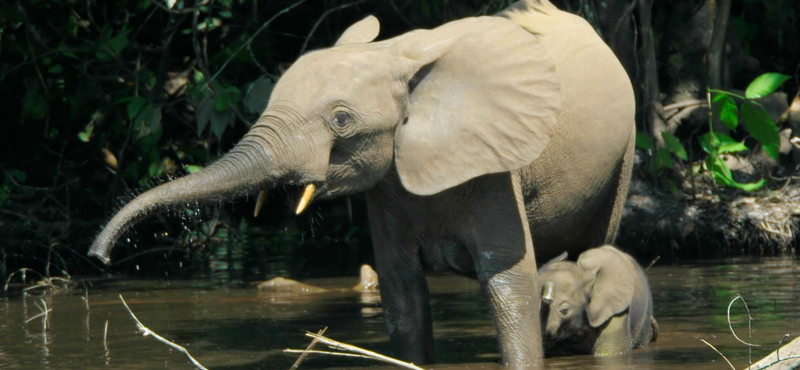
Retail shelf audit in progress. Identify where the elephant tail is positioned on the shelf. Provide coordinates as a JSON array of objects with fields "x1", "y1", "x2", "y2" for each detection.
[{"x1": 650, "y1": 315, "x2": 659, "y2": 342}]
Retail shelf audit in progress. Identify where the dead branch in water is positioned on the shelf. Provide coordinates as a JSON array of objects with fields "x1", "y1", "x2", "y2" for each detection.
[
  {"x1": 290, "y1": 327, "x2": 328, "y2": 370},
  {"x1": 119, "y1": 295, "x2": 209, "y2": 370},
  {"x1": 702, "y1": 294, "x2": 800, "y2": 370},
  {"x1": 285, "y1": 330, "x2": 425, "y2": 370}
]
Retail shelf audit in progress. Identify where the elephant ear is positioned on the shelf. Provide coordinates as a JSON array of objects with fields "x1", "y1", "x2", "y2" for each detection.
[
  {"x1": 391, "y1": 17, "x2": 561, "y2": 195},
  {"x1": 335, "y1": 16, "x2": 380, "y2": 46},
  {"x1": 540, "y1": 251, "x2": 569, "y2": 271},
  {"x1": 578, "y1": 246, "x2": 636, "y2": 328}
]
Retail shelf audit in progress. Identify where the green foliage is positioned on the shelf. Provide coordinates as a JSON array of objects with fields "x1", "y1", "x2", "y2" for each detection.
[
  {"x1": 745, "y1": 73, "x2": 792, "y2": 99},
  {"x1": 635, "y1": 132, "x2": 653, "y2": 150},
  {"x1": 702, "y1": 72, "x2": 789, "y2": 190}
]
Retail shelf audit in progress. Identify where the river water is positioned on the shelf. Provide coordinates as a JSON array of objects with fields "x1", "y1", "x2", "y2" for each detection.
[{"x1": 1, "y1": 259, "x2": 799, "y2": 369}]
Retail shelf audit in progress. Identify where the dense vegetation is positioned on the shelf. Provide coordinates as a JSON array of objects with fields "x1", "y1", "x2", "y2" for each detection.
[{"x1": 1, "y1": 0, "x2": 798, "y2": 284}]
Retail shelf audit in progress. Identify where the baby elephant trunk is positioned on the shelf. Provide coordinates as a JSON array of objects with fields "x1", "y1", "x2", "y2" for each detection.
[{"x1": 541, "y1": 281, "x2": 556, "y2": 304}]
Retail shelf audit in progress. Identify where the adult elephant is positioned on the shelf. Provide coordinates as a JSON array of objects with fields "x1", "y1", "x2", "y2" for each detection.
[{"x1": 89, "y1": 0, "x2": 635, "y2": 367}]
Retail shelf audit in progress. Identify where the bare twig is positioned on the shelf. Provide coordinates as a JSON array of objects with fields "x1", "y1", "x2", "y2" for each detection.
[
  {"x1": 119, "y1": 295, "x2": 209, "y2": 370},
  {"x1": 290, "y1": 327, "x2": 328, "y2": 370},
  {"x1": 664, "y1": 100, "x2": 707, "y2": 114},
  {"x1": 701, "y1": 339, "x2": 737, "y2": 370},
  {"x1": 299, "y1": 0, "x2": 374, "y2": 55},
  {"x1": 284, "y1": 349, "x2": 374, "y2": 359},
  {"x1": 104, "y1": 320, "x2": 109, "y2": 351},
  {"x1": 297, "y1": 331, "x2": 425, "y2": 370},
  {"x1": 645, "y1": 256, "x2": 660, "y2": 272},
  {"x1": 728, "y1": 295, "x2": 761, "y2": 347},
  {"x1": 203, "y1": 0, "x2": 307, "y2": 90}
]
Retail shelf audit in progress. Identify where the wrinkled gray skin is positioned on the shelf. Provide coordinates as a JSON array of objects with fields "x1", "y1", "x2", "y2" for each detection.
[
  {"x1": 538, "y1": 246, "x2": 658, "y2": 357},
  {"x1": 88, "y1": 0, "x2": 635, "y2": 367}
]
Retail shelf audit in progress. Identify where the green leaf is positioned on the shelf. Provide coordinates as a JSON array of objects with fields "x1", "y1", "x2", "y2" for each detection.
[
  {"x1": 742, "y1": 102, "x2": 780, "y2": 160},
  {"x1": 699, "y1": 133, "x2": 718, "y2": 154},
  {"x1": 745, "y1": 73, "x2": 791, "y2": 99},
  {"x1": 196, "y1": 99, "x2": 232, "y2": 138},
  {"x1": 78, "y1": 122, "x2": 95, "y2": 142},
  {"x1": 705, "y1": 154, "x2": 767, "y2": 190},
  {"x1": 702, "y1": 132, "x2": 749, "y2": 154},
  {"x1": 661, "y1": 132, "x2": 687, "y2": 160},
  {"x1": 707, "y1": 155, "x2": 732, "y2": 186},
  {"x1": 210, "y1": 110, "x2": 234, "y2": 139},
  {"x1": 185, "y1": 165, "x2": 204, "y2": 174},
  {"x1": 657, "y1": 147, "x2": 673, "y2": 169},
  {"x1": 9, "y1": 170, "x2": 27, "y2": 183},
  {"x1": 133, "y1": 104, "x2": 162, "y2": 138},
  {"x1": 96, "y1": 29, "x2": 130, "y2": 62},
  {"x1": 719, "y1": 140, "x2": 748, "y2": 154},
  {"x1": 127, "y1": 97, "x2": 146, "y2": 120},
  {"x1": 244, "y1": 76, "x2": 274, "y2": 114},
  {"x1": 713, "y1": 93, "x2": 738, "y2": 130},
  {"x1": 214, "y1": 91, "x2": 229, "y2": 112},
  {"x1": 47, "y1": 64, "x2": 63, "y2": 74},
  {"x1": 729, "y1": 178, "x2": 767, "y2": 191},
  {"x1": 21, "y1": 81, "x2": 49, "y2": 120}
]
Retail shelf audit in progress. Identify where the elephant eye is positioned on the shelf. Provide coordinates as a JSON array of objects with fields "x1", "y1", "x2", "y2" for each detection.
[
  {"x1": 557, "y1": 302, "x2": 570, "y2": 317},
  {"x1": 333, "y1": 112, "x2": 351, "y2": 127}
]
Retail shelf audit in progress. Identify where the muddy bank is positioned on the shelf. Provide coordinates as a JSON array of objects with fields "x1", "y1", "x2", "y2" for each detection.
[{"x1": 617, "y1": 153, "x2": 800, "y2": 262}]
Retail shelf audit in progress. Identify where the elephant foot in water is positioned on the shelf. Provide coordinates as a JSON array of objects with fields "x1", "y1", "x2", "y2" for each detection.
[{"x1": 257, "y1": 264, "x2": 379, "y2": 294}]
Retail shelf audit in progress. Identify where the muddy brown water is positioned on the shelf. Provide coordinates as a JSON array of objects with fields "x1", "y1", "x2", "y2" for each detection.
[{"x1": 1, "y1": 259, "x2": 799, "y2": 369}]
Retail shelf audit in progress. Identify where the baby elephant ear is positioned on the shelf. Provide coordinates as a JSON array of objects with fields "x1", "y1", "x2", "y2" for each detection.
[
  {"x1": 335, "y1": 16, "x2": 380, "y2": 46},
  {"x1": 391, "y1": 16, "x2": 561, "y2": 195},
  {"x1": 578, "y1": 246, "x2": 636, "y2": 328}
]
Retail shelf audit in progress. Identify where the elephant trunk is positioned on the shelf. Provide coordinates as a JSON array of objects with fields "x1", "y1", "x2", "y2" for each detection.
[
  {"x1": 88, "y1": 134, "x2": 282, "y2": 265},
  {"x1": 541, "y1": 281, "x2": 556, "y2": 304}
]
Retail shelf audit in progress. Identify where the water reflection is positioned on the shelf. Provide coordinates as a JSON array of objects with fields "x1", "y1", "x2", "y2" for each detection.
[{"x1": 0, "y1": 259, "x2": 798, "y2": 369}]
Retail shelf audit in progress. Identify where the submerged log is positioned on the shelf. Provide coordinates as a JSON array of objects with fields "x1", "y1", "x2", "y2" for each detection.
[{"x1": 745, "y1": 336, "x2": 800, "y2": 370}]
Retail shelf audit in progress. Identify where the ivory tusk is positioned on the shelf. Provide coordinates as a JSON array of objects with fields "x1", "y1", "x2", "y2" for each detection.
[
  {"x1": 541, "y1": 281, "x2": 556, "y2": 304},
  {"x1": 253, "y1": 190, "x2": 268, "y2": 217},
  {"x1": 295, "y1": 184, "x2": 316, "y2": 215}
]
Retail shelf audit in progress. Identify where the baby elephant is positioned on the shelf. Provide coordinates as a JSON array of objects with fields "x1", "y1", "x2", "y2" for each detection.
[{"x1": 538, "y1": 245, "x2": 658, "y2": 357}]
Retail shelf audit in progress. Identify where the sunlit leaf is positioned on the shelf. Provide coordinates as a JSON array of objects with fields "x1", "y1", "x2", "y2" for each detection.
[
  {"x1": 742, "y1": 101, "x2": 780, "y2": 160},
  {"x1": 661, "y1": 132, "x2": 687, "y2": 160},
  {"x1": 712, "y1": 93, "x2": 738, "y2": 130},
  {"x1": 185, "y1": 165, "x2": 204, "y2": 174},
  {"x1": 78, "y1": 122, "x2": 95, "y2": 142},
  {"x1": 745, "y1": 73, "x2": 791, "y2": 99}
]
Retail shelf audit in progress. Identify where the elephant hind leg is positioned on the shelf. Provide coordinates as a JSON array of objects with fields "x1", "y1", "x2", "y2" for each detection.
[{"x1": 603, "y1": 125, "x2": 636, "y2": 244}]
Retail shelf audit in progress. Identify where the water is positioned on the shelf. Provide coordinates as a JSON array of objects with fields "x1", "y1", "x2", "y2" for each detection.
[{"x1": 1, "y1": 259, "x2": 799, "y2": 369}]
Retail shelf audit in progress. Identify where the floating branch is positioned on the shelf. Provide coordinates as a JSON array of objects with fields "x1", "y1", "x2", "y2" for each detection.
[
  {"x1": 285, "y1": 330, "x2": 425, "y2": 370},
  {"x1": 119, "y1": 295, "x2": 209, "y2": 370}
]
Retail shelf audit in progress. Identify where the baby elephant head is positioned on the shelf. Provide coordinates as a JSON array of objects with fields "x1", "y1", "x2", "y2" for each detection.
[{"x1": 538, "y1": 247, "x2": 636, "y2": 345}]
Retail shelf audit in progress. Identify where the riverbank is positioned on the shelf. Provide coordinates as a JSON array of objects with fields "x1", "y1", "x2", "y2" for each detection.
[{"x1": 618, "y1": 152, "x2": 800, "y2": 262}]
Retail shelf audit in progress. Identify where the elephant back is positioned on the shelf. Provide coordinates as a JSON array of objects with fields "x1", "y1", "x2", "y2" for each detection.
[{"x1": 628, "y1": 255, "x2": 656, "y2": 348}]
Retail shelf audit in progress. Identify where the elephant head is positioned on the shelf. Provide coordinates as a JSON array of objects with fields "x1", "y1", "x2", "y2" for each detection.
[
  {"x1": 88, "y1": 14, "x2": 560, "y2": 264},
  {"x1": 538, "y1": 247, "x2": 636, "y2": 344}
]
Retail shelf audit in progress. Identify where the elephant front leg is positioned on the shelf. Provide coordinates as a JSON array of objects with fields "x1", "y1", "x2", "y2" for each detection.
[
  {"x1": 366, "y1": 196, "x2": 435, "y2": 365},
  {"x1": 468, "y1": 173, "x2": 543, "y2": 367},
  {"x1": 374, "y1": 254, "x2": 434, "y2": 365}
]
